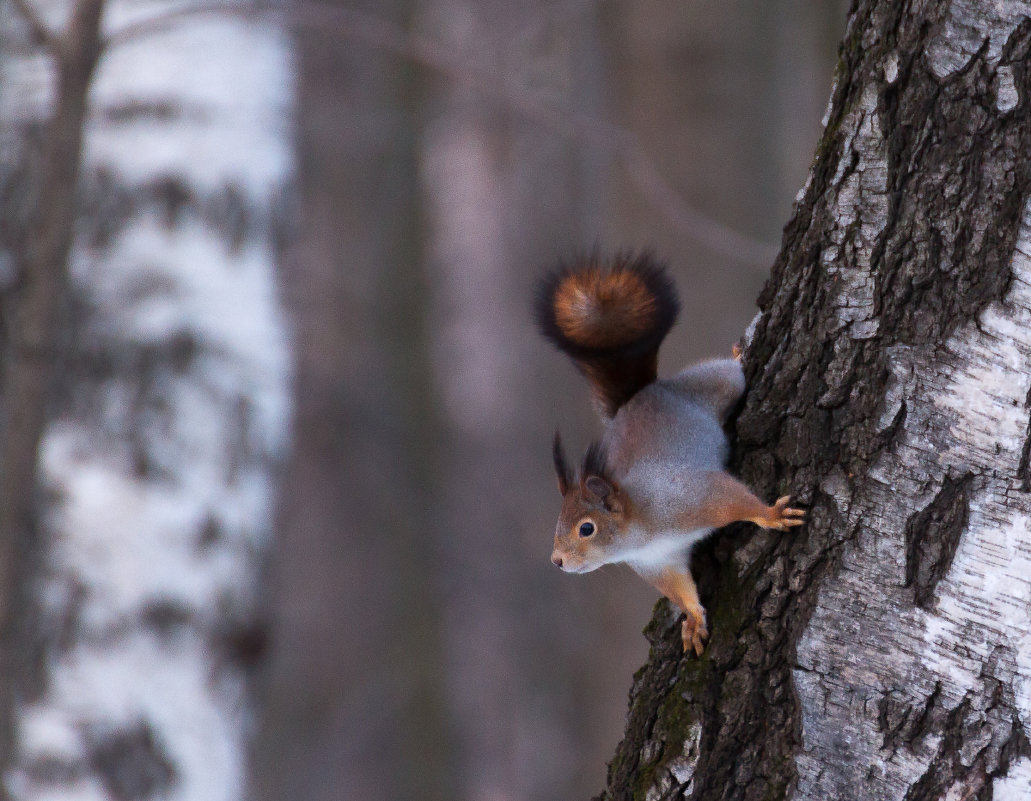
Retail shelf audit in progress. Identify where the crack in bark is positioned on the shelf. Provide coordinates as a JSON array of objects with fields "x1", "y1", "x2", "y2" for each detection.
[
  {"x1": 903, "y1": 674, "x2": 1031, "y2": 801},
  {"x1": 87, "y1": 721, "x2": 177, "y2": 801},
  {"x1": 1016, "y1": 382, "x2": 1031, "y2": 491},
  {"x1": 903, "y1": 473, "x2": 974, "y2": 610},
  {"x1": 878, "y1": 680, "x2": 944, "y2": 755}
]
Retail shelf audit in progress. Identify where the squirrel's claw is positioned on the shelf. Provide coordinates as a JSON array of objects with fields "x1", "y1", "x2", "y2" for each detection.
[
  {"x1": 758, "y1": 496, "x2": 806, "y2": 530},
  {"x1": 681, "y1": 609, "x2": 709, "y2": 656}
]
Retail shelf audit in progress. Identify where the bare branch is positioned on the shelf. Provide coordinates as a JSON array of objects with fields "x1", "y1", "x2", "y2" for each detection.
[
  {"x1": 0, "y1": 0, "x2": 105, "y2": 766},
  {"x1": 101, "y1": 1, "x2": 777, "y2": 269},
  {"x1": 9, "y1": 0, "x2": 61, "y2": 53},
  {"x1": 101, "y1": 0, "x2": 288, "y2": 49}
]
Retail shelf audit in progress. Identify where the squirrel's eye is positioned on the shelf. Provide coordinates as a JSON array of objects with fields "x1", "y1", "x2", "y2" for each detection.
[{"x1": 579, "y1": 521, "x2": 595, "y2": 538}]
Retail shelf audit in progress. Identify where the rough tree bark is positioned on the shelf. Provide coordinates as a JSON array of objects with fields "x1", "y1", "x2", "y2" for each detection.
[
  {"x1": 0, "y1": 2, "x2": 292, "y2": 799},
  {"x1": 599, "y1": 2, "x2": 1031, "y2": 800}
]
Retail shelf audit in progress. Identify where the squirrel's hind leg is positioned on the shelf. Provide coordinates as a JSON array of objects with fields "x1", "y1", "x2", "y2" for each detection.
[
  {"x1": 637, "y1": 564, "x2": 708, "y2": 656},
  {"x1": 670, "y1": 357, "x2": 745, "y2": 422}
]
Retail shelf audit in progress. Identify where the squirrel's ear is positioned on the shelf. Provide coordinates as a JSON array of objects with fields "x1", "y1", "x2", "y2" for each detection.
[
  {"x1": 553, "y1": 431, "x2": 571, "y2": 495},
  {"x1": 581, "y1": 441, "x2": 623, "y2": 512},
  {"x1": 584, "y1": 475, "x2": 623, "y2": 514}
]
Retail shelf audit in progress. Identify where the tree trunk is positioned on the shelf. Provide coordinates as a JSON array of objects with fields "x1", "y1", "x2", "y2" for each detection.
[
  {"x1": 250, "y1": 2, "x2": 456, "y2": 800},
  {"x1": 599, "y1": 2, "x2": 1031, "y2": 799},
  {"x1": 415, "y1": 3, "x2": 630, "y2": 799},
  {"x1": 0, "y1": 2, "x2": 293, "y2": 799}
]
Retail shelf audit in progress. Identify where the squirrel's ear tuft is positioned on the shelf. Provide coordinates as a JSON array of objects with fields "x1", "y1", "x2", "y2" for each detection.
[
  {"x1": 581, "y1": 440, "x2": 610, "y2": 481},
  {"x1": 552, "y1": 430, "x2": 571, "y2": 495}
]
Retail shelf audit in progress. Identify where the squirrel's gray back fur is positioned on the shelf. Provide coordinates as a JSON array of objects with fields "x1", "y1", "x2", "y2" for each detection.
[{"x1": 603, "y1": 358, "x2": 744, "y2": 528}]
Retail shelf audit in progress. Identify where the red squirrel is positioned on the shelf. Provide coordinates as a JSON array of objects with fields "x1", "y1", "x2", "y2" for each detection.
[{"x1": 535, "y1": 253, "x2": 804, "y2": 655}]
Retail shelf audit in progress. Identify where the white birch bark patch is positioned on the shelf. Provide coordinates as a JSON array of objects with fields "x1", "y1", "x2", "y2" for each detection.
[
  {"x1": 776, "y1": 5, "x2": 1031, "y2": 796},
  {"x1": 794, "y1": 163, "x2": 1031, "y2": 801},
  {"x1": 0, "y1": 2, "x2": 293, "y2": 800},
  {"x1": 928, "y1": 0, "x2": 1031, "y2": 79}
]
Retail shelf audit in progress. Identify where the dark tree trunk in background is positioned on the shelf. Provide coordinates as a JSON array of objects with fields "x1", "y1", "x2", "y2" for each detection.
[
  {"x1": 416, "y1": 2, "x2": 637, "y2": 799},
  {"x1": 251, "y1": 2, "x2": 454, "y2": 800},
  {"x1": 600, "y1": 2, "x2": 1031, "y2": 799}
]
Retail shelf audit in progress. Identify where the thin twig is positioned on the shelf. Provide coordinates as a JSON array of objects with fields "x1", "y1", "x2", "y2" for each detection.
[
  {"x1": 9, "y1": 0, "x2": 62, "y2": 54},
  {"x1": 103, "y1": 0, "x2": 778, "y2": 268}
]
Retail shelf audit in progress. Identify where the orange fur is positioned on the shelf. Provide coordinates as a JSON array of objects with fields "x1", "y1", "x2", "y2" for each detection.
[
  {"x1": 534, "y1": 253, "x2": 679, "y2": 417},
  {"x1": 552, "y1": 267, "x2": 658, "y2": 348},
  {"x1": 641, "y1": 566, "x2": 708, "y2": 655},
  {"x1": 675, "y1": 473, "x2": 806, "y2": 532}
]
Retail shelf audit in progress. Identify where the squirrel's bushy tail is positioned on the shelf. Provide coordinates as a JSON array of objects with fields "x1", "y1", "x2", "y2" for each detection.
[{"x1": 534, "y1": 252, "x2": 679, "y2": 417}]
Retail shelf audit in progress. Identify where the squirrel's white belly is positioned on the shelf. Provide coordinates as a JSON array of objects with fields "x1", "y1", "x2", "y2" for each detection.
[{"x1": 619, "y1": 527, "x2": 712, "y2": 570}]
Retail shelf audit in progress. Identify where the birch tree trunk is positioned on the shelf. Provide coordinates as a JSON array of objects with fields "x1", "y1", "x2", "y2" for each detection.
[
  {"x1": 0, "y1": 2, "x2": 292, "y2": 799},
  {"x1": 600, "y1": 2, "x2": 1031, "y2": 799}
]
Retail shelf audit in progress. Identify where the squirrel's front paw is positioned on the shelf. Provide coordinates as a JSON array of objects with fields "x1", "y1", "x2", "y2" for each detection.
[
  {"x1": 681, "y1": 608, "x2": 709, "y2": 656},
  {"x1": 756, "y1": 496, "x2": 806, "y2": 530}
]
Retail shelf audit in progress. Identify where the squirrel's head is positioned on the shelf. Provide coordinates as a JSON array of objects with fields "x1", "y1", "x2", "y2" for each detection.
[{"x1": 549, "y1": 433, "x2": 628, "y2": 573}]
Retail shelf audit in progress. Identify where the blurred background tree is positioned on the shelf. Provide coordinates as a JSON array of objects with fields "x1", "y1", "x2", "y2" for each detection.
[
  {"x1": 0, "y1": 1, "x2": 291, "y2": 800},
  {"x1": 0, "y1": 1, "x2": 848, "y2": 800}
]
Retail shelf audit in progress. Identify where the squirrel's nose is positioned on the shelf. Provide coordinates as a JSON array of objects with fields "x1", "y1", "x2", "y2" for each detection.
[{"x1": 551, "y1": 553, "x2": 564, "y2": 568}]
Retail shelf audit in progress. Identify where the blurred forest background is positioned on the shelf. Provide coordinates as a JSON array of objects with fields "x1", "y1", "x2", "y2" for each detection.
[
  {"x1": 0, "y1": 1, "x2": 850, "y2": 800},
  {"x1": 257, "y1": 2, "x2": 848, "y2": 801}
]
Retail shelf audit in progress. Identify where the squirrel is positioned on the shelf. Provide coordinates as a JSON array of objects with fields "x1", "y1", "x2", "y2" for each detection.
[{"x1": 534, "y1": 252, "x2": 804, "y2": 655}]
